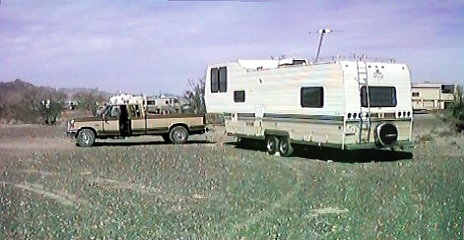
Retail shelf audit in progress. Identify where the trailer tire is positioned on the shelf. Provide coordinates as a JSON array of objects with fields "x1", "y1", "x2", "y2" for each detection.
[
  {"x1": 266, "y1": 136, "x2": 279, "y2": 155},
  {"x1": 278, "y1": 137, "x2": 294, "y2": 157},
  {"x1": 77, "y1": 129, "x2": 95, "y2": 147},
  {"x1": 169, "y1": 126, "x2": 189, "y2": 144}
]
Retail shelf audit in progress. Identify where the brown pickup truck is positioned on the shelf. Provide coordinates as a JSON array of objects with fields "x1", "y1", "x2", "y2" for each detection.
[{"x1": 66, "y1": 101, "x2": 207, "y2": 147}]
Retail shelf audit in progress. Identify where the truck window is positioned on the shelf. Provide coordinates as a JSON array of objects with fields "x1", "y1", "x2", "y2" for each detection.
[
  {"x1": 361, "y1": 86, "x2": 397, "y2": 107},
  {"x1": 129, "y1": 105, "x2": 138, "y2": 118},
  {"x1": 109, "y1": 106, "x2": 120, "y2": 117},
  {"x1": 135, "y1": 105, "x2": 141, "y2": 118}
]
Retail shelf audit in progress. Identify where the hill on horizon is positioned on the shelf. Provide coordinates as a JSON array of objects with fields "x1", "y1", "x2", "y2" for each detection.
[
  {"x1": 0, "y1": 79, "x2": 116, "y2": 123},
  {"x1": 0, "y1": 79, "x2": 114, "y2": 103}
]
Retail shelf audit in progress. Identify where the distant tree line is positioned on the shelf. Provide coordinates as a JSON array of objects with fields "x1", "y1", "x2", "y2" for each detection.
[
  {"x1": 0, "y1": 76, "x2": 223, "y2": 125},
  {"x1": 0, "y1": 88, "x2": 65, "y2": 124},
  {"x1": 0, "y1": 82, "x2": 108, "y2": 125}
]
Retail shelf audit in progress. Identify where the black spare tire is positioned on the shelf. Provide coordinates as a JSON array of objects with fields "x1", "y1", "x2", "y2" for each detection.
[{"x1": 375, "y1": 122, "x2": 398, "y2": 147}]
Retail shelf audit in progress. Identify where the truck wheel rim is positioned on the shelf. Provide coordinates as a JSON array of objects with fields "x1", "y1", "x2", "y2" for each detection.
[
  {"x1": 81, "y1": 133, "x2": 89, "y2": 143},
  {"x1": 175, "y1": 131, "x2": 185, "y2": 141}
]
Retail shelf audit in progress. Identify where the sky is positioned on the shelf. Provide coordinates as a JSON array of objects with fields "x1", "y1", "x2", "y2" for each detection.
[{"x1": 0, "y1": 0, "x2": 463, "y2": 95}]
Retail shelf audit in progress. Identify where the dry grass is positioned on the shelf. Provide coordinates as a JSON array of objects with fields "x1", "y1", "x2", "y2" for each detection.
[{"x1": 0, "y1": 114, "x2": 463, "y2": 239}]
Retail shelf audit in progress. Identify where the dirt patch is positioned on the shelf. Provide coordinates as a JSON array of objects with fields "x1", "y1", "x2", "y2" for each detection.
[
  {"x1": 0, "y1": 137, "x2": 76, "y2": 157},
  {"x1": 0, "y1": 115, "x2": 462, "y2": 239},
  {"x1": 311, "y1": 207, "x2": 350, "y2": 215},
  {"x1": 1, "y1": 181, "x2": 87, "y2": 207}
]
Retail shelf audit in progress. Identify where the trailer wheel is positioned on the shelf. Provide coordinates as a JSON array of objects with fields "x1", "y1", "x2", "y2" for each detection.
[
  {"x1": 278, "y1": 137, "x2": 294, "y2": 157},
  {"x1": 162, "y1": 134, "x2": 172, "y2": 143},
  {"x1": 265, "y1": 136, "x2": 279, "y2": 155},
  {"x1": 169, "y1": 126, "x2": 189, "y2": 144},
  {"x1": 77, "y1": 129, "x2": 95, "y2": 147}
]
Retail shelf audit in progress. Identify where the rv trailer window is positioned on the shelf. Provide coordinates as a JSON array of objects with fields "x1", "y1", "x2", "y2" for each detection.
[
  {"x1": 300, "y1": 87, "x2": 324, "y2": 108},
  {"x1": 361, "y1": 86, "x2": 397, "y2": 107},
  {"x1": 234, "y1": 90, "x2": 245, "y2": 103},
  {"x1": 219, "y1": 67, "x2": 228, "y2": 92},
  {"x1": 210, "y1": 68, "x2": 219, "y2": 93},
  {"x1": 412, "y1": 92, "x2": 419, "y2": 97}
]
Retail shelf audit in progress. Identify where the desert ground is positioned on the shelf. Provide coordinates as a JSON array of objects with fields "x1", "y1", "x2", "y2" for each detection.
[{"x1": 0, "y1": 114, "x2": 463, "y2": 239}]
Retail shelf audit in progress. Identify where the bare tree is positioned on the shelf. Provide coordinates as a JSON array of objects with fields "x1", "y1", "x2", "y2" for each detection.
[
  {"x1": 0, "y1": 95, "x2": 5, "y2": 121},
  {"x1": 452, "y1": 84, "x2": 464, "y2": 131},
  {"x1": 184, "y1": 77, "x2": 206, "y2": 114},
  {"x1": 74, "y1": 91, "x2": 107, "y2": 115}
]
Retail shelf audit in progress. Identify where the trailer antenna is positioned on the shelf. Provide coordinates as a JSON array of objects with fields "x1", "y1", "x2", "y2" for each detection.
[{"x1": 308, "y1": 28, "x2": 343, "y2": 62}]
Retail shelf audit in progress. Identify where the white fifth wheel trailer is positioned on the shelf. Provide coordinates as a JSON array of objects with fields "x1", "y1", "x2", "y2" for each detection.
[{"x1": 204, "y1": 55, "x2": 414, "y2": 156}]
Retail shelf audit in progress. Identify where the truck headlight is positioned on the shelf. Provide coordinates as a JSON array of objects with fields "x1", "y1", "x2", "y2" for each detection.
[{"x1": 67, "y1": 119, "x2": 75, "y2": 129}]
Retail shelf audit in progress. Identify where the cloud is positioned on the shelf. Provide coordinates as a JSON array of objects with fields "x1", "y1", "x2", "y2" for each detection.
[{"x1": 0, "y1": 0, "x2": 463, "y2": 94}]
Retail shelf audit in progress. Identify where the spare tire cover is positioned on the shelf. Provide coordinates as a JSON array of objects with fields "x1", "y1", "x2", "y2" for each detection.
[{"x1": 375, "y1": 122, "x2": 398, "y2": 146}]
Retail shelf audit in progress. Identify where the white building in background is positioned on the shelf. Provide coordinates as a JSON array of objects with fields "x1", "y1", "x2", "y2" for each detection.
[{"x1": 411, "y1": 83, "x2": 455, "y2": 112}]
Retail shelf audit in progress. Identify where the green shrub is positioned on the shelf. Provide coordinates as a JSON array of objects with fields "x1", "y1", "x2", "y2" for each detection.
[
  {"x1": 39, "y1": 100, "x2": 64, "y2": 125},
  {"x1": 451, "y1": 85, "x2": 464, "y2": 131}
]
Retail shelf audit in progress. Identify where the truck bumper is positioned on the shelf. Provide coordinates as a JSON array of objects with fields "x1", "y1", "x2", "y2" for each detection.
[{"x1": 66, "y1": 128, "x2": 78, "y2": 138}]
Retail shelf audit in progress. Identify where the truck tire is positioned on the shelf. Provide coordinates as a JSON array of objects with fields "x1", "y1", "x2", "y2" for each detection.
[
  {"x1": 77, "y1": 129, "x2": 95, "y2": 147},
  {"x1": 169, "y1": 126, "x2": 189, "y2": 144}
]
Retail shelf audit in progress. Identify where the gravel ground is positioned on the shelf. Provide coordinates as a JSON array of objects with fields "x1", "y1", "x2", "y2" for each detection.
[{"x1": 0, "y1": 114, "x2": 463, "y2": 239}]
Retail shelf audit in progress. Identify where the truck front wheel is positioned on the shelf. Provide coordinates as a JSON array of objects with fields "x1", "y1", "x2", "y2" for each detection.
[
  {"x1": 169, "y1": 126, "x2": 189, "y2": 144},
  {"x1": 77, "y1": 129, "x2": 96, "y2": 147}
]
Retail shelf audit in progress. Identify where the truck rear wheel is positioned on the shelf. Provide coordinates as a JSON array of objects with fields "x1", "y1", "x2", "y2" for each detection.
[
  {"x1": 77, "y1": 129, "x2": 95, "y2": 147},
  {"x1": 169, "y1": 126, "x2": 189, "y2": 144}
]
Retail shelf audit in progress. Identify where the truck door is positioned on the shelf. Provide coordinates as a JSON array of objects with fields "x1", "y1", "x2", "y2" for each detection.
[
  {"x1": 130, "y1": 104, "x2": 146, "y2": 135},
  {"x1": 103, "y1": 105, "x2": 121, "y2": 136}
]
